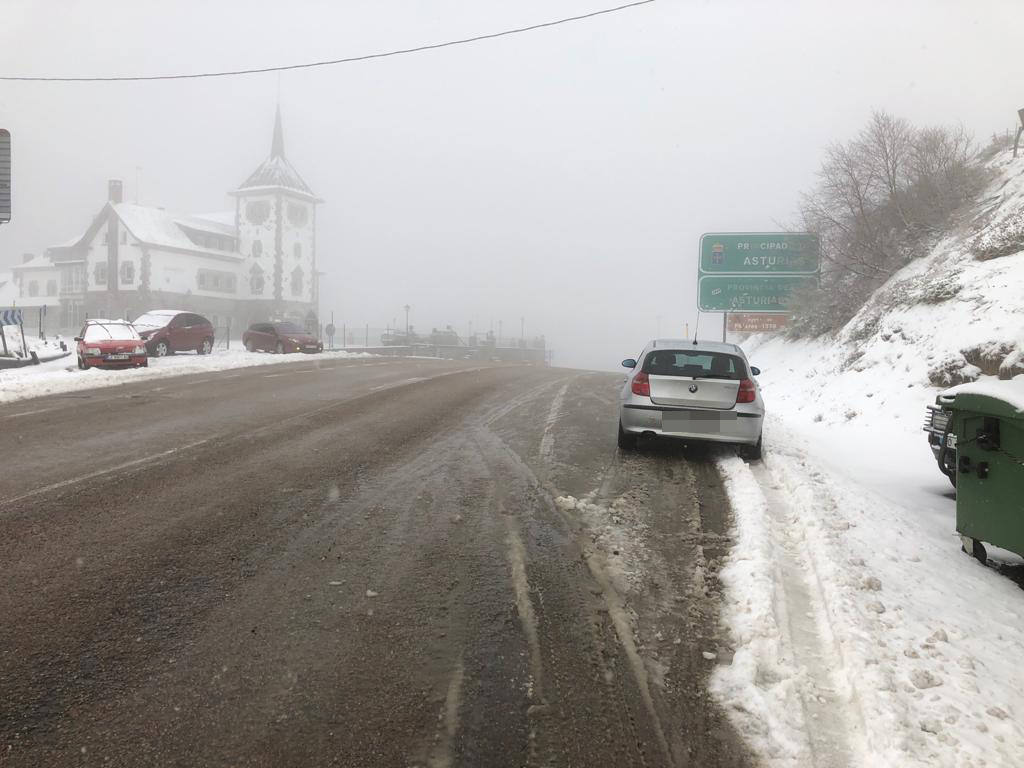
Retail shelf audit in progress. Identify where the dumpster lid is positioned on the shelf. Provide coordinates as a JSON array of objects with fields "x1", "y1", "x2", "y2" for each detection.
[{"x1": 944, "y1": 376, "x2": 1024, "y2": 416}]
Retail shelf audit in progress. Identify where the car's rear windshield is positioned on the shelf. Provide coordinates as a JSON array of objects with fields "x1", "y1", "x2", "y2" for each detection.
[
  {"x1": 642, "y1": 349, "x2": 747, "y2": 380},
  {"x1": 83, "y1": 323, "x2": 141, "y2": 341},
  {"x1": 275, "y1": 322, "x2": 307, "y2": 334},
  {"x1": 131, "y1": 313, "x2": 174, "y2": 329}
]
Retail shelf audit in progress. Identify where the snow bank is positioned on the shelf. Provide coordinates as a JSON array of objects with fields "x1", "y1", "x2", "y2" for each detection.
[
  {"x1": 710, "y1": 150, "x2": 1024, "y2": 766},
  {"x1": 710, "y1": 456, "x2": 810, "y2": 765},
  {"x1": 0, "y1": 347, "x2": 379, "y2": 405}
]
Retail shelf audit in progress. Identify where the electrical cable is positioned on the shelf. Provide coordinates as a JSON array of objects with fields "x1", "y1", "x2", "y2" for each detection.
[{"x1": 0, "y1": 1, "x2": 656, "y2": 82}]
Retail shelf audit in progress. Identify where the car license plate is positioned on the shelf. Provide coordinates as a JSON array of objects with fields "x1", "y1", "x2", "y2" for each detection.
[
  {"x1": 305, "y1": 345, "x2": 317, "y2": 351},
  {"x1": 107, "y1": 353, "x2": 129, "y2": 360}
]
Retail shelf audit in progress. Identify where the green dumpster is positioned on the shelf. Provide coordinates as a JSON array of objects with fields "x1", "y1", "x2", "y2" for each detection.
[{"x1": 944, "y1": 378, "x2": 1024, "y2": 564}]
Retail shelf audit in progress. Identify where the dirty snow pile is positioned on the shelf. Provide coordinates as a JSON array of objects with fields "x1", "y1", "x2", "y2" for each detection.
[
  {"x1": 0, "y1": 347, "x2": 379, "y2": 405},
  {"x1": 712, "y1": 150, "x2": 1024, "y2": 767}
]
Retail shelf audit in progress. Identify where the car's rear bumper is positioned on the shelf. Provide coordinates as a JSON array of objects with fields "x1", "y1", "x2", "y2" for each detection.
[{"x1": 620, "y1": 403, "x2": 762, "y2": 445}]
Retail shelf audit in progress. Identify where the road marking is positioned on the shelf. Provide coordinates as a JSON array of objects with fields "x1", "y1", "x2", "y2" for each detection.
[
  {"x1": 370, "y1": 377, "x2": 425, "y2": 391},
  {"x1": 0, "y1": 439, "x2": 210, "y2": 508},
  {"x1": 2, "y1": 407, "x2": 56, "y2": 419}
]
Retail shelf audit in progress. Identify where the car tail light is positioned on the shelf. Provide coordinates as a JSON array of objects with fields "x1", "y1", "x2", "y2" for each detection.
[
  {"x1": 737, "y1": 378, "x2": 756, "y2": 404},
  {"x1": 631, "y1": 371, "x2": 651, "y2": 397}
]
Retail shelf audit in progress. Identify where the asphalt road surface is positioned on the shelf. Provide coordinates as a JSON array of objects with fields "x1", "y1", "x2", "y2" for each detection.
[{"x1": 1, "y1": 357, "x2": 752, "y2": 767}]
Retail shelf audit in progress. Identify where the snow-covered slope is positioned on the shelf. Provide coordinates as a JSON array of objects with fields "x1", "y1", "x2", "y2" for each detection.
[{"x1": 711, "y1": 151, "x2": 1024, "y2": 766}]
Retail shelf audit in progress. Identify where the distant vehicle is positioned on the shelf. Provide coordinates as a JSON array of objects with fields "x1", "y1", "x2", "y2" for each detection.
[
  {"x1": 132, "y1": 310, "x2": 214, "y2": 357},
  {"x1": 243, "y1": 321, "x2": 323, "y2": 354},
  {"x1": 618, "y1": 339, "x2": 764, "y2": 459},
  {"x1": 75, "y1": 319, "x2": 147, "y2": 370},
  {"x1": 924, "y1": 390, "x2": 958, "y2": 487}
]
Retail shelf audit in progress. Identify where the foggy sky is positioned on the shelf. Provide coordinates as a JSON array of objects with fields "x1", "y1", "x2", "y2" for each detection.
[{"x1": 1, "y1": 0, "x2": 1021, "y2": 370}]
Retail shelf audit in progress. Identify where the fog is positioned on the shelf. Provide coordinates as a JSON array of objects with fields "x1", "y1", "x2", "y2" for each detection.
[{"x1": 1, "y1": 0, "x2": 1021, "y2": 370}]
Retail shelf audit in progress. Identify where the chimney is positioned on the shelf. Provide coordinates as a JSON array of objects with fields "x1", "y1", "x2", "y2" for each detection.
[
  {"x1": 108, "y1": 179, "x2": 123, "y2": 204},
  {"x1": 22, "y1": 252, "x2": 33, "y2": 263}
]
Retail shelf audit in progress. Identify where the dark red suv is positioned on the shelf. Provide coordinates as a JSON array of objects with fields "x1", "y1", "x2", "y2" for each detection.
[
  {"x1": 243, "y1": 321, "x2": 323, "y2": 354},
  {"x1": 132, "y1": 310, "x2": 215, "y2": 357}
]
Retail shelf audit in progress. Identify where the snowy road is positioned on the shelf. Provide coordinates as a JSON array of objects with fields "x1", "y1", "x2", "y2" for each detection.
[{"x1": 0, "y1": 359, "x2": 750, "y2": 767}]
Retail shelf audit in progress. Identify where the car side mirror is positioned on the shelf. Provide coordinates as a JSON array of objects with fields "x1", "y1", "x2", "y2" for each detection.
[
  {"x1": 622, "y1": 358, "x2": 637, "y2": 369},
  {"x1": 750, "y1": 366, "x2": 761, "y2": 376},
  {"x1": 74, "y1": 336, "x2": 83, "y2": 342}
]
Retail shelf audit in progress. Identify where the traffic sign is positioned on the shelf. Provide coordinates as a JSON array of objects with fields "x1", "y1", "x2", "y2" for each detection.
[
  {"x1": 0, "y1": 129, "x2": 10, "y2": 224},
  {"x1": 728, "y1": 312, "x2": 789, "y2": 333},
  {"x1": 699, "y1": 232, "x2": 819, "y2": 274},
  {"x1": 698, "y1": 275, "x2": 816, "y2": 313}
]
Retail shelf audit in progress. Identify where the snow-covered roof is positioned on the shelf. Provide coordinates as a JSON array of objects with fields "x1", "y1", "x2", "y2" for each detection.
[
  {"x1": 113, "y1": 203, "x2": 240, "y2": 258},
  {"x1": 945, "y1": 377, "x2": 1024, "y2": 413},
  {"x1": 11, "y1": 254, "x2": 57, "y2": 271},
  {"x1": 192, "y1": 210, "x2": 235, "y2": 227},
  {"x1": 235, "y1": 105, "x2": 317, "y2": 199}
]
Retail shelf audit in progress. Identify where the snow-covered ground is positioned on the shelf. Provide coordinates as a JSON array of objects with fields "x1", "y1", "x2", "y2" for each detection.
[
  {"x1": 711, "y1": 150, "x2": 1024, "y2": 766},
  {"x1": 0, "y1": 344, "x2": 378, "y2": 405}
]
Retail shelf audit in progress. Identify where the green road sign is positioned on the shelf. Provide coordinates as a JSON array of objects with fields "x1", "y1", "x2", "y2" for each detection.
[
  {"x1": 699, "y1": 232, "x2": 819, "y2": 274},
  {"x1": 698, "y1": 275, "x2": 817, "y2": 313}
]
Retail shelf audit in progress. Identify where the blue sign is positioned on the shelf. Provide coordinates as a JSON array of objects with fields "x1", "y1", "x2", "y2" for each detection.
[{"x1": 1, "y1": 309, "x2": 24, "y2": 325}]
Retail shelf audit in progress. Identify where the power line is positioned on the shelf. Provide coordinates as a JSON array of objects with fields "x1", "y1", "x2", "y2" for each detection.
[{"x1": 0, "y1": 1, "x2": 656, "y2": 83}]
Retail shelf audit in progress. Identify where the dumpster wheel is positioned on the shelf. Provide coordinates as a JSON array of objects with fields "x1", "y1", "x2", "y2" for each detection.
[{"x1": 960, "y1": 535, "x2": 987, "y2": 566}]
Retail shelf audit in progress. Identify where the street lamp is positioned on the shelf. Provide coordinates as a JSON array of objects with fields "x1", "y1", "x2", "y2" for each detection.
[{"x1": 404, "y1": 304, "x2": 411, "y2": 344}]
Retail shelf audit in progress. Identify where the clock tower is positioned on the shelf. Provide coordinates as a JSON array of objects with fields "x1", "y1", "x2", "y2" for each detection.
[{"x1": 232, "y1": 105, "x2": 322, "y2": 317}]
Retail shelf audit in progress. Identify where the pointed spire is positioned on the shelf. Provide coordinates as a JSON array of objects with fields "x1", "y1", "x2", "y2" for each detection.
[{"x1": 271, "y1": 103, "x2": 285, "y2": 159}]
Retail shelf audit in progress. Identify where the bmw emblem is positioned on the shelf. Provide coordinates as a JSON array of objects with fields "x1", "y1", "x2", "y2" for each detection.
[{"x1": 689, "y1": 384, "x2": 699, "y2": 393}]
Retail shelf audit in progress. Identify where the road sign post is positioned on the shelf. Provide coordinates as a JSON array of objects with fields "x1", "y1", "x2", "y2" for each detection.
[
  {"x1": 0, "y1": 129, "x2": 10, "y2": 225},
  {"x1": 698, "y1": 233, "x2": 820, "y2": 334}
]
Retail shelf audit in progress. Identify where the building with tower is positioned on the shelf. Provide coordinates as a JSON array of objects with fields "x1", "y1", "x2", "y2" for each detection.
[{"x1": 10, "y1": 107, "x2": 322, "y2": 336}]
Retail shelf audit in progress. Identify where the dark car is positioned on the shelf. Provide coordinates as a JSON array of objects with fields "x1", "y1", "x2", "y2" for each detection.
[
  {"x1": 75, "y1": 319, "x2": 148, "y2": 370},
  {"x1": 243, "y1": 321, "x2": 323, "y2": 354},
  {"x1": 924, "y1": 390, "x2": 958, "y2": 487},
  {"x1": 132, "y1": 310, "x2": 215, "y2": 357}
]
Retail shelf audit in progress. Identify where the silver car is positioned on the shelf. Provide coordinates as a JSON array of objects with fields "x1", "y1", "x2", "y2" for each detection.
[{"x1": 618, "y1": 339, "x2": 764, "y2": 459}]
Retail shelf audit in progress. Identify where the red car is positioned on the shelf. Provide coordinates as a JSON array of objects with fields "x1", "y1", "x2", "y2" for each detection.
[
  {"x1": 131, "y1": 310, "x2": 215, "y2": 357},
  {"x1": 243, "y1": 321, "x2": 323, "y2": 354},
  {"x1": 76, "y1": 319, "x2": 148, "y2": 370}
]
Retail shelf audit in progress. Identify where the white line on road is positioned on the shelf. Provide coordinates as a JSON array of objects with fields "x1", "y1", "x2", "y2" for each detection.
[
  {"x1": 2, "y1": 407, "x2": 56, "y2": 419},
  {"x1": 0, "y1": 438, "x2": 211, "y2": 508},
  {"x1": 370, "y1": 377, "x2": 425, "y2": 391}
]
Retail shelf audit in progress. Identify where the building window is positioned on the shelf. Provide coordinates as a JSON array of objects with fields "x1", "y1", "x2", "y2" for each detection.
[
  {"x1": 287, "y1": 203, "x2": 308, "y2": 227},
  {"x1": 246, "y1": 200, "x2": 271, "y2": 225},
  {"x1": 196, "y1": 268, "x2": 237, "y2": 293},
  {"x1": 294, "y1": 242, "x2": 302, "y2": 260},
  {"x1": 62, "y1": 264, "x2": 85, "y2": 293},
  {"x1": 252, "y1": 239, "x2": 263, "y2": 258},
  {"x1": 250, "y1": 263, "x2": 265, "y2": 295},
  {"x1": 120, "y1": 261, "x2": 135, "y2": 285},
  {"x1": 28, "y1": 280, "x2": 39, "y2": 297},
  {"x1": 95, "y1": 262, "x2": 107, "y2": 286},
  {"x1": 291, "y1": 266, "x2": 304, "y2": 296},
  {"x1": 46, "y1": 279, "x2": 57, "y2": 295}
]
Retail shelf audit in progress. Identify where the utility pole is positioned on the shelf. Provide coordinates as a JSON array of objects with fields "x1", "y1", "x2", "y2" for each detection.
[
  {"x1": 520, "y1": 316, "x2": 524, "y2": 343},
  {"x1": 404, "y1": 304, "x2": 411, "y2": 344}
]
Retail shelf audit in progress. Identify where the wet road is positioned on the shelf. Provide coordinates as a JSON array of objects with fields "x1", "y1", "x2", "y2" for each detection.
[{"x1": 0, "y1": 357, "x2": 751, "y2": 767}]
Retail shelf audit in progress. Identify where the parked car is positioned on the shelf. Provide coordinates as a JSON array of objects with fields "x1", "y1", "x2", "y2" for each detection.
[
  {"x1": 923, "y1": 390, "x2": 958, "y2": 487},
  {"x1": 243, "y1": 321, "x2": 323, "y2": 354},
  {"x1": 131, "y1": 310, "x2": 215, "y2": 356},
  {"x1": 75, "y1": 319, "x2": 148, "y2": 370},
  {"x1": 618, "y1": 339, "x2": 764, "y2": 459}
]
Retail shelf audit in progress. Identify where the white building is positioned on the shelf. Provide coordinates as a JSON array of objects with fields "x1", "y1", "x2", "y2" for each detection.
[{"x1": 13, "y1": 107, "x2": 322, "y2": 335}]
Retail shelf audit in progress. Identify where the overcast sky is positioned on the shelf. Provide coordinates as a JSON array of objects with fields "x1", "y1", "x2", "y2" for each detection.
[{"x1": 1, "y1": 0, "x2": 1021, "y2": 369}]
